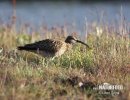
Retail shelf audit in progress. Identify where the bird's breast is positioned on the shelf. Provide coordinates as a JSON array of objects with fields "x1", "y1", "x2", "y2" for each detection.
[{"x1": 55, "y1": 43, "x2": 67, "y2": 57}]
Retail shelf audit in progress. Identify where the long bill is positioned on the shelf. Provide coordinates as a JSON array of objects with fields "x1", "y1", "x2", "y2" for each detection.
[{"x1": 76, "y1": 40, "x2": 91, "y2": 49}]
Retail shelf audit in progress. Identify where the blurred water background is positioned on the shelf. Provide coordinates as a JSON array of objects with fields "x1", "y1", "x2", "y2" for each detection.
[{"x1": 0, "y1": 1, "x2": 130, "y2": 34}]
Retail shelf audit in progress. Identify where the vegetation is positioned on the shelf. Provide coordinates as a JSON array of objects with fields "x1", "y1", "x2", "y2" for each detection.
[{"x1": 0, "y1": 20, "x2": 129, "y2": 100}]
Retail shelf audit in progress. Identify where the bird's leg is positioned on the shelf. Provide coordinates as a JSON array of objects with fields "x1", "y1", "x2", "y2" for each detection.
[
  {"x1": 41, "y1": 57, "x2": 53, "y2": 67},
  {"x1": 43, "y1": 57, "x2": 48, "y2": 67},
  {"x1": 51, "y1": 57, "x2": 55, "y2": 61},
  {"x1": 46, "y1": 57, "x2": 56, "y2": 67},
  {"x1": 39, "y1": 57, "x2": 46, "y2": 67}
]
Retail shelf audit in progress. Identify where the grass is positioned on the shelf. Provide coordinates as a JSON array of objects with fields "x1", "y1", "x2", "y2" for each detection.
[{"x1": 0, "y1": 23, "x2": 130, "y2": 100}]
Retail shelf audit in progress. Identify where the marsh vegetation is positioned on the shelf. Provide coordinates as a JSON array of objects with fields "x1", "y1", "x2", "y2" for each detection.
[{"x1": 0, "y1": 16, "x2": 129, "y2": 99}]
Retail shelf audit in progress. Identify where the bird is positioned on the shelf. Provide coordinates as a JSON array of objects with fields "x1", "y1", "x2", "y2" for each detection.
[{"x1": 17, "y1": 36, "x2": 90, "y2": 58}]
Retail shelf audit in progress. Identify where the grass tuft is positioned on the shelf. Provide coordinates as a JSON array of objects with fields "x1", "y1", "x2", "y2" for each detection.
[{"x1": 0, "y1": 24, "x2": 130, "y2": 99}]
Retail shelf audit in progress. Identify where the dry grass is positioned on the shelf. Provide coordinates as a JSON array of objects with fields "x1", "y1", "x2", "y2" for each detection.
[{"x1": 0, "y1": 23, "x2": 130, "y2": 100}]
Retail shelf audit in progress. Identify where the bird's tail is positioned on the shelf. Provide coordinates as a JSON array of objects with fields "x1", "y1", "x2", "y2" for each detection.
[
  {"x1": 17, "y1": 46, "x2": 37, "y2": 51},
  {"x1": 17, "y1": 46, "x2": 26, "y2": 50}
]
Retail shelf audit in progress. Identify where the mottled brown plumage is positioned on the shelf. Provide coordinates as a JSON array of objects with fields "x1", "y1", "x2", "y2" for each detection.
[{"x1": 17, "y1": 36, "x2": 90, "y2": 58}]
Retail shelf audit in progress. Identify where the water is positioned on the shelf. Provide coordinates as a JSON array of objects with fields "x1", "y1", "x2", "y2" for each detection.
[{"x1": 0, "y1": 1, "x2": 130, "y2": 33}]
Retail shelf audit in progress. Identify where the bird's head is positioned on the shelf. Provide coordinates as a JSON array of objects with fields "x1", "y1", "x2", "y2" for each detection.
[
  {"x1": 65, "y1": 35, "x2": 91, "y2": 49},
  {"x1": 65, "y1": 36, "x2": 77, "y2": 44}
]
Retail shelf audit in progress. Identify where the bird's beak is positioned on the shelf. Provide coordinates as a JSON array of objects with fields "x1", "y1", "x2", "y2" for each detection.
[{"x1": 76, "y1": 40, "x2": 91, "y2": 49}]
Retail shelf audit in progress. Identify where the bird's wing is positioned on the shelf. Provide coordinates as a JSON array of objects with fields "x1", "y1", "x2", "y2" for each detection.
[{"x1": 18, "y1": 39, "x2": 64, "y2": 52}]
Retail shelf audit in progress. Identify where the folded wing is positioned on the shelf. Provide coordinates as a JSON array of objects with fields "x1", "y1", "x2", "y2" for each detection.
[{"x1": 17, "y1": 39, "x2": 63, "y2": 53}]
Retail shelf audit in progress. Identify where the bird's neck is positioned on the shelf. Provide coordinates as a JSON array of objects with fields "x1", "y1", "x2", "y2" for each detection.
[{"x1": 66, "y1": 43, "x2": 72, "y2": 51}]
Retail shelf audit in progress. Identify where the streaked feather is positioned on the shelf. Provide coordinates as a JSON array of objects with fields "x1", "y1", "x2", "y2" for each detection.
[{"x1": 18, "y1": 39, "x2": 69, "y2": 57}]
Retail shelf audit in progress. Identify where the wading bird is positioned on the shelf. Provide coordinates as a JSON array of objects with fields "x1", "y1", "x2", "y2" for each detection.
[{"x1": 17, "y1": 36, "x2": 90, "y2": 59}]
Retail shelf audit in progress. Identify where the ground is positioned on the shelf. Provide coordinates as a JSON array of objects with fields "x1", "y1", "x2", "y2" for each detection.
[{"x1": 0, "y1": 24, "x2": 130, "y2": 100}]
